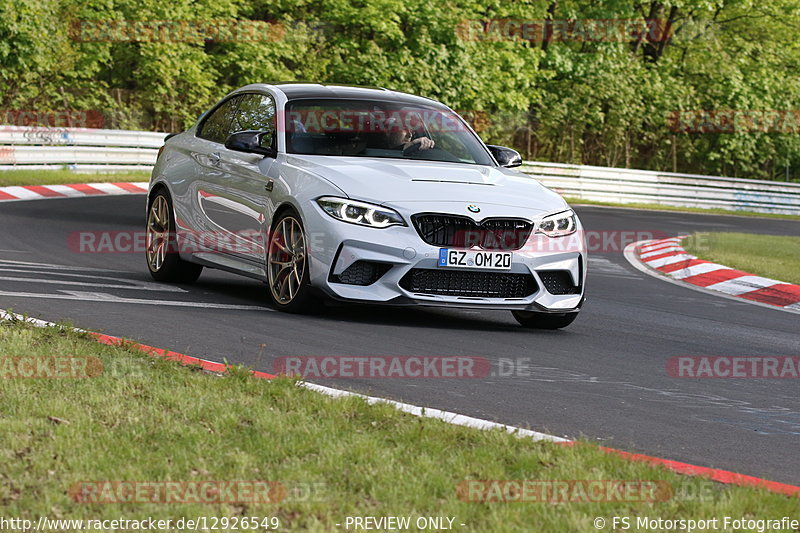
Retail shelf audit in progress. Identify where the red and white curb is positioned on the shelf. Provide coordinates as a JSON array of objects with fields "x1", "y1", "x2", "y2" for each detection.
[
  {"x1": 3, "y1": 187, "x2": 800, "y2": 498},
  {"x1": 626, "y1": 237, "x2": 800, "y2": 313},
  {"x1": 3, "y1": 309, "x2": 800, "y2": 498},
  {"x1": 0, "y1": 182, "x2": 148, "y2": 202}
]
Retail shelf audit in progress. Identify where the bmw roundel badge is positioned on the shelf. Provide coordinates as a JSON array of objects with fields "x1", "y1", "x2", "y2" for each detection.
[{"x1": 467, "y1": 204, "x2": 480, "y2": 213}]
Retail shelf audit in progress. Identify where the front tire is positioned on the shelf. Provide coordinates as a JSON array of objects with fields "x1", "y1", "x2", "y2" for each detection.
[
  {"x1": 266, "y1": 210, "x2": 319, "y2": 313},
  {"x1": 146, "y1": 190, "x2": 203, "y2": 283},
  {"x1": 512, "y1": 310, "x2": 578, "y2": 329}
]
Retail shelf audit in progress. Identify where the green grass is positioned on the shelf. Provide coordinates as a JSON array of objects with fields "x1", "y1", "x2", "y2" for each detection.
[
  {"x1": 2, "y1": 320, "x2": 797, "y2": 530},
  {"x1": 0, "y1": 321, "x2": 797, "y2": 531},
  {"x1": 683, "y1": 232, "x2": 800, "y2": 284},
  {"x1": 0, "y1": 169, "x2": 151, "y2": 187},
  {"x1": 565, "y1": 197, "x2": 800, "y2": 221}
]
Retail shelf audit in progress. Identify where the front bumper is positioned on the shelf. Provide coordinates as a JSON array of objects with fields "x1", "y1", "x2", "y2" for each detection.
[{"x1": 304, "y1": 204, "x2": 587, "y2": 312}]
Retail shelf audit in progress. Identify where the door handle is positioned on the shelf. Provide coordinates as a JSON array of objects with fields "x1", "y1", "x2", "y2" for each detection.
[{"x1": 210, "y1": 152, "x2": 221, "y2": 165}]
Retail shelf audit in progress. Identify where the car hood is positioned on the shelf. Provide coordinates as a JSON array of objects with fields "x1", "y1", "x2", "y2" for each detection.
[{"x1": 285, "y1": 155, "x2": 567, "y2": 215}]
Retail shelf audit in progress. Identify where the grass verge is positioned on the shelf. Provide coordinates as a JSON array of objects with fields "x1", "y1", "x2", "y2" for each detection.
[
  {"x1": 0, "y1": 318, "x2": 797, "y2": 531},
  {"x1": 683, "y1": 232, "x2": 800, "y2": 285},
  {"x1": 566, "y1": 197, "x2": 800, "y2": 221},
  {"x1": 0, "y1": 169, "x2": 151, "y2": 187}
]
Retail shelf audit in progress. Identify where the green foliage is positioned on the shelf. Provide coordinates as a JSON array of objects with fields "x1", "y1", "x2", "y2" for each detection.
[{"x1": 0, "y1": 0, "x2": 798, "y2": 180}]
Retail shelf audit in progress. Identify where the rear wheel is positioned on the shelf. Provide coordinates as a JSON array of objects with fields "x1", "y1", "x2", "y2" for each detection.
[
  {"x1": 266, "y1": 210, "x2": 319, "y2": 313},
  {"x1": 146, "y1": 191, "x2": 203, "y2": 283},
  {"x1": 512, "y1": 310, "x2": 578, "y2": 329}
]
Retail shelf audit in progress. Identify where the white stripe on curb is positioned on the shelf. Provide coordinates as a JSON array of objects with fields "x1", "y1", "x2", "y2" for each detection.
[
  {"x1": 0, "y1": 310, "x2": 570, "y2": 444},
  {"x1": 0, "y1": 182, "x2": 149, "y2": 202},
  {"x1": 624, "y1": 240, "x2": 800, "y2": 315},
  {"x1": 639, "y1": 238, "x2": 682, "y2": 251},
  {"x1": 704, "y1": 275, "x2": 783, "y2": 296},
  {"x1": 1, "y1": 186, "x2": 46, "y2": 200},
  {"x1": 640, "y1": 246, "x2": 683, "y2": 258},
  {"x1": 670, "y1": 263, "x2": 728, "y2": 280},
  {"x1": 86, "y1": 182, "x2": 138, "y2": 195},
  {"x1": 44, "y1": 184, "x2": 97, "y2": 197},
  {"x1": 643, "y1": 253, "x2": 694, "y2": 268},
  {"x1": 302, "y1": 382, "x2": 569, "y2": 443}
]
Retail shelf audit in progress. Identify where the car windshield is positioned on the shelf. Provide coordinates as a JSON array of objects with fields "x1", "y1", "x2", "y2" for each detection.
[{"x1": 284, "y1": 99, "x2": 495, "y2": 166}]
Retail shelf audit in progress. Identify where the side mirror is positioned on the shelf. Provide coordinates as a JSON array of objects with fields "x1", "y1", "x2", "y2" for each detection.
[
  {"x1": 225, "y1": 130, "x2": 276, "y2": 158},
  {"x1": 486, "y1": 145, "x2": 522, "y2": 168}
]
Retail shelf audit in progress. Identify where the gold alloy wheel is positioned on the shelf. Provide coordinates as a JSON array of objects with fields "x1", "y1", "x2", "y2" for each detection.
[
  {"x1": 267, "y1": 216, "x2": 307, "y2": 304},
  {"x1": 146, "y1": 195, "x2": 170, "y2": 272}
]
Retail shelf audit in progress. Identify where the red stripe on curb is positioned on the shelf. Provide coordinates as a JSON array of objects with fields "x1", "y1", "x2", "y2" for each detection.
[
  {"x1": 23, "y1": 185, "x2": 66, "y2": 198},
  {"x1": 738, "y1": 284, "x2": 800, "y2": 307},
  {"x1": 640, "y1": 242, "x2": 676, "y2": 252},
  {"x1": 639, "y1": 244, "x2": 679, "y2": 254},
  {"x1": 0, "y1": 182, "x2": 149, "y2": 202},
  {"x1": 89, "y1": 323, "x2": 800, "y2": 497},
  {"x1": 599, "y1": 447, "x2": 800, "y2": 497},
  {"x1": 66, "y1": 183, "x2": 104, "y2": 195},
  {"x1": 682, "y1": 268, "x2": 748, "y2": 287},
  {"x1": 642, "y1": 250, "x2": 684, "y2": 262},
  {"x1": 112, "y1": 182, "x2": 148, "y2": 193},
  {"x1": 642, "y1": 239, "x2": 682, "y2": 248},
  {"x1": 636, "y1": 236, "x2": 800, "y2": 311},
  {"x1": 557, "y1": 441, "x2": 800, "y2": 497},
  {"x1": 658, "y1": 258, "x2": 710, "y2": 273},
  {"x1": 87, "y1": 332, "x2": 278, "y2": 379},
  {"x1": 10, "y1": 312, "x2": 800, "y2": 499}
]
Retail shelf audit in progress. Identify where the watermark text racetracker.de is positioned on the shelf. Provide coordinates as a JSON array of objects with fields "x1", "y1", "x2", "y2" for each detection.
[
  {"x1": 0, "y1": 356, "x2": 145, "y2": 379},
  {"x1": 667, "y1": 356, "x2": 800, "y2": 379},
  {"x1": 0, "y1": 356, "x2": 102, "y2": 379},
  {"x1": 668, "y1": 109, "x2": 800, "y2": 133},
  {"x1": 456, "y1": 18, "x2": 674, "y2": 43},
  {"x1": 0, "y1": 109, "x2": 105, "y2": 129},
  {"x1": 70, "y1": 19, "x2": 286, "y2": 43},
  {"x1": 69, "y1": 480, "x2": 327, "y2": 504},
  {"x1": 69, "y1": 229, "x2": 673, "y2": 255},
  {"x1": 272, "y1": 356, "x2": 570, "y2": 379},
  {"x1": 459, "y1": 480, "x2": 672, "y2": 503}
]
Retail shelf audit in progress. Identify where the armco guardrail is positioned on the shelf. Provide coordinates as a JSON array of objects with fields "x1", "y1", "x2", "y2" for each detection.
[
  {"x1": 1, "y1": 126, "x2": 798, "y2": 215},
  {"x1": 522, "y1": 161, "x2": 800, "y2": 215},
  {"x1": 0, "y1": 126, "x2": 165, "y2": 172}
]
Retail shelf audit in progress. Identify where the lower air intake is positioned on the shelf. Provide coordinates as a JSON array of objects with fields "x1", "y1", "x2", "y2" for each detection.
[
  {"x1": 399, "y1": 269, "x2": 537, "y2": 298},
  {"x1": 332, "y1": 261, "x2": 392, "y2": 286},
  {"x1": 538, "y1": 270, "x2": 580, "y2": 295}
]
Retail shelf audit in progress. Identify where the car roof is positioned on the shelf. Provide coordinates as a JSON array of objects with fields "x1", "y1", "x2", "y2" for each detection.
[{"x1": 236, "y1": 83, "x2": 450, "y2": 110}]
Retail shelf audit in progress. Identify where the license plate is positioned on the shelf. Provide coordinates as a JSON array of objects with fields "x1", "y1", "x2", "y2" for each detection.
[{"x1": 438, "y1": 249, "x2": 513, "y2": 270}]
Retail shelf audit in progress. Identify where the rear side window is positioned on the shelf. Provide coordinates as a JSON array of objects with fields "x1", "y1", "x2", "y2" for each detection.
[{"x1": 197, "y1": 95, "x2": 243, "y2": 144}]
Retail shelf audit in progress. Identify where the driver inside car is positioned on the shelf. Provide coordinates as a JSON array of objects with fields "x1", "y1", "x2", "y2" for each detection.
[{"x1": 384, "y1": 116, "x2": 435, "y2": 155}]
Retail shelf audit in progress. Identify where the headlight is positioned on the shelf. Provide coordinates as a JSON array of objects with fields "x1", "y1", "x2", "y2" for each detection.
[
  {"x1": 316, "y1": 197, "x2": 406, "y2": 228},
  {"x1": 536, "y1": 209, "x2": 577, "y2": 237}
]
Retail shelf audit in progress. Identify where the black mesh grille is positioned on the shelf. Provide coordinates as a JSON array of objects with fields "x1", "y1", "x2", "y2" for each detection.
[
  {"x1": 399, "y1": 269, "x2": 537, "y2": 298},
  {"x1": 538, "y1": 270, "x2": 580, "y2": 295},
  {"x1": 412, "y1": 214, "x2": 532, "y2": 251},
  {"x1": 332, "y1": 261, "x2": 392, "y2": 286}
]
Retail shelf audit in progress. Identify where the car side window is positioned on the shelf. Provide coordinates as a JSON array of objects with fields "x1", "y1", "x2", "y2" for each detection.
[
  {"x1": 197, "y1": 95, "x2": 243, "y2": 144},
  {"x1": 232, "y1": 93, "x2": 277, "y2": 150}
]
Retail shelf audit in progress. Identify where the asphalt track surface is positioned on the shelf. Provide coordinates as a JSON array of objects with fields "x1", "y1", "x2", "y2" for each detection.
[{"x1": 1, "y1": 196, "x2": 798, "y2": 484}]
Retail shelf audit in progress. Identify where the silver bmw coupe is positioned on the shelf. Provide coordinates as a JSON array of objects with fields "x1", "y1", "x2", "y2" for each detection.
[{"x1": 146, "y1": 83, "x2": 587, "y2": 328}]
